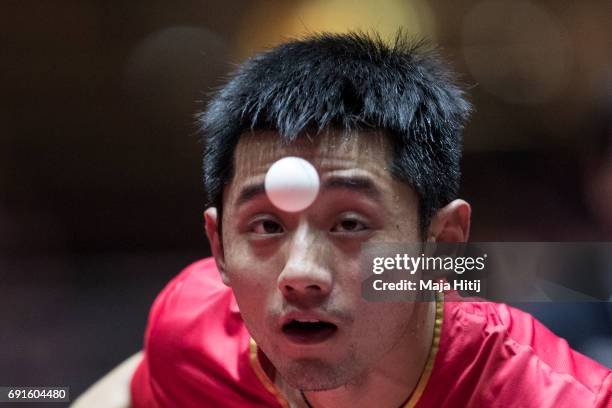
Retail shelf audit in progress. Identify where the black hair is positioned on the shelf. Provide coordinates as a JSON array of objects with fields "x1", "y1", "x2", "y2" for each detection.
[{"x1": 199, "y1": 31, "x2": 471, "y2": 234}]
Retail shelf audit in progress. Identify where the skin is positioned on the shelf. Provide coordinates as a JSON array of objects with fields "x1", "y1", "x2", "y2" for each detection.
[
  {"x1": 70, "y1": 352, "x2": 142, "y2": 408},
  {"x1": 73, "y1": 128, "x2": 470, "y2": 407},
  {"x1": 205, "y1": 129, "x2": 471, "y2": 408}
]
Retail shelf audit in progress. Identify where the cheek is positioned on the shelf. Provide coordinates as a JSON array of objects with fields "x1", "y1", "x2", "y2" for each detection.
[
  {"x1": 352, "y1": 302, "x2": 415, "y2": 349},
  {"x1": 222, "y1": 241, "x2": 283, "y2": 321},
  {"x1": 223, "y1": 238, "x2": 284, "y2": 288},
  {"x1": 221, "y1": 212, "x2": 291, "y2": 286},
  {"x1": 223, "y1": 263, "x2": 272, "y2": 339},
  {"x1": 224, "y1": 255, "x2": 274, "y2": 307}
]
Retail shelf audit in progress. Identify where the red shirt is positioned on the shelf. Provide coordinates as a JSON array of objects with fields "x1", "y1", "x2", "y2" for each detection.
[{"x1": 131, "y1": 258, "x2": 611, "y2": 407}]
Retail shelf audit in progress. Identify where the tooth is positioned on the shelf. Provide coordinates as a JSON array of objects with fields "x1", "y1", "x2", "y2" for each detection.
[{"x1": 296, "y1": 319, "x2": 320, "y2": 323}]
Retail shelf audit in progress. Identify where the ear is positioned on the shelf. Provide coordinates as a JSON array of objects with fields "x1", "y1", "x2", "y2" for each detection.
[
  {"x1": 427, "y1": 199, "x2": 471, "y2": 243},
  {"x1": 204, "y1": 207, "x2": 230, "y2": 286}
]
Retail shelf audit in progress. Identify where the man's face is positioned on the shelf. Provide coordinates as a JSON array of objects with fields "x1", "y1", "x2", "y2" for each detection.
[{"x1": 216, "y1": 129, "x2": 422, "y2": 390}]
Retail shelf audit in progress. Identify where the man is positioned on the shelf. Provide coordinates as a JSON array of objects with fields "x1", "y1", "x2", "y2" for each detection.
[{"x1": 73, "y1": 32, "x2": 611, "y2": 407}]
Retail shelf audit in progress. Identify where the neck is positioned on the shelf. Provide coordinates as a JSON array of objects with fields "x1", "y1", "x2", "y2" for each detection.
[{"x1": 277, "y1": 300, "x2": 437, "y2": 408}]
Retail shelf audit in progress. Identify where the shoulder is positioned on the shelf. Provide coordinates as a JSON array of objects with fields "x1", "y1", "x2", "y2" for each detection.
[
  {"x1": 422, "y1": 296, "x2": 611, "y2": 407},
  {"x1": 130, "y1": 258, "x2": 281, "y2": 408},
  {"x1": 144, "y1": 257, "x2": 237, "y2": 333}
]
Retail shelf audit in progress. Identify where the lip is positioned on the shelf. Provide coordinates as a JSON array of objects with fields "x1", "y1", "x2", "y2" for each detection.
[{"x1": 279, "y1": 310, "x2": 339, "y2": 345}]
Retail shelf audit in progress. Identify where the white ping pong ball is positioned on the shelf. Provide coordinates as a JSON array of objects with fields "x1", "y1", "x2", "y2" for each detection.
[{"x1": 264, "y1": 157, "x2": 320, "y2": 212}]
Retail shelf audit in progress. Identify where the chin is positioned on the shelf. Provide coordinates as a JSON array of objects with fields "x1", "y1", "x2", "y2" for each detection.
[{"x1": 279, "y1": 357, "x2": 360, "y2": 391}]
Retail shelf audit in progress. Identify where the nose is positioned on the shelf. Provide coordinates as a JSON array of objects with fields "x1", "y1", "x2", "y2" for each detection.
[{"x1": 277, "y1": 226, "x2": 333, "y2": 305}]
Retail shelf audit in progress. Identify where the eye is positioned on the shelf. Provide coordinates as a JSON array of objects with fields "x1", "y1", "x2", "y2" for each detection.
[
  {"x1": 250, "y1": 218, "x2": 284, "y2": 235},
  {"x1": 330, "y1": 216, "x2": 369, "y2": 234}
]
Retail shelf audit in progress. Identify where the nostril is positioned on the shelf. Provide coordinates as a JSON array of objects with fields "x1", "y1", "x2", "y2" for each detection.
[
  {"x1": 281, "y1": 283, "x2": 322, "y2": 295},
  {"x1": 278, "y1": 267, "x2": 333, "y2": 296}
]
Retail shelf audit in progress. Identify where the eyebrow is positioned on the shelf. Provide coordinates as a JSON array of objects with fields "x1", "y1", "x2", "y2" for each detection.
[
  {"x1": 323, "y1": 176, "x2": 382, "y2": 200},
  {"x1": 235, "y1": 175, "x2": 382, "y2": 208},
  {"x1": 235, "y1": 183, "x2": 266, "y2": 207}
]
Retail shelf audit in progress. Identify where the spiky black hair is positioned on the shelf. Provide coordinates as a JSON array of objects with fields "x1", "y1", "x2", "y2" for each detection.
[{"x1": 199, "y1": 31, "x2": 471, "y2": 233}]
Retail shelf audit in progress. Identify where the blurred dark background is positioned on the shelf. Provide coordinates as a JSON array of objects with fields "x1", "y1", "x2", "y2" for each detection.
[{"x1": 1, "y1": 0, "x2": 611, "y2": 403}]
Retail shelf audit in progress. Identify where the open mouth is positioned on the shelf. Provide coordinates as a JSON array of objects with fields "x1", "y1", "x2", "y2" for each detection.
[{"x1": 282, "y1": 319, "x2": 338, "y2": 345}]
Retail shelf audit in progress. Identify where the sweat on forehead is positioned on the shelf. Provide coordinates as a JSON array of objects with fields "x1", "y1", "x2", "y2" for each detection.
[{"x1": 232, "y1": 129, "x2": 392, "y2": 177}]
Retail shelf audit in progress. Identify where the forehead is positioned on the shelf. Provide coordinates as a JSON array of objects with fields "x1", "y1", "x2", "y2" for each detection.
[
  {"x1": 221, "y1": 129, "x2": 419, "y2": 219},
  {"x1": 232, "y1": 129, "x2": 392, "y2": 177},
  {"x1": 222, "y1": 129, "x2": 420, "y2": 233}
]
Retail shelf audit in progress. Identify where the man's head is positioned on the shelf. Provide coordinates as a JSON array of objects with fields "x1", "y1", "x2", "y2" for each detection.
[
  {"x1": 200, "y1": 31, "x2": 471, "y2": 235},
  {"x1": 200, "y1": 32, "x2": 472, "y2": 391}
]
